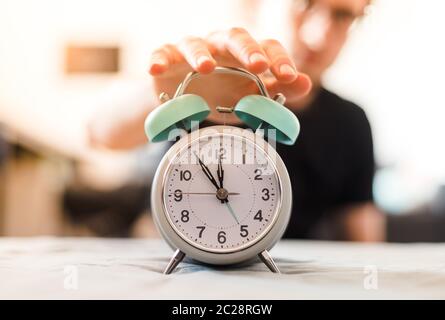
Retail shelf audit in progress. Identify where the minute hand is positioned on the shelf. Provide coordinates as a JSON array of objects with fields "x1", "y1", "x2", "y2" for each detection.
[{"x1": 194, "y1": 153, "x2": 220, "y2": 191}]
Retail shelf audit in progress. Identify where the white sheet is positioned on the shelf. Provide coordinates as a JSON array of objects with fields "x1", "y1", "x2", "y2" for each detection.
[{"x1": 1, "y1": 237, "x2": 444, "y2": 299}]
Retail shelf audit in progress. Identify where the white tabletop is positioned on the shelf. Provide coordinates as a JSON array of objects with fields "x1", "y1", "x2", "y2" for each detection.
[{"x1": 1, "y1": 237, "x2": 444, "y2": 299}]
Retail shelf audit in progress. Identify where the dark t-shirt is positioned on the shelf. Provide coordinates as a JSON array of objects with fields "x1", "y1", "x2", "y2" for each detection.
[{"x1": 278, "y1": 88, "x2": 375, "y2": 239}]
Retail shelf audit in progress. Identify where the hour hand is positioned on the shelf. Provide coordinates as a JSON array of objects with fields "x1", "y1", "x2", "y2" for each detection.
[
  {"x1": 217, "y1": 155, "x2": 224, "y2": 189},
  {"x1": 216, "y1": 156, "x2": 226, "y2": 203}
]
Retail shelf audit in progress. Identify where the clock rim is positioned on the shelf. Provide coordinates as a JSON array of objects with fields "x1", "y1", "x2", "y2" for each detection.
[{"x1": 151, "y1": 125, "x2": 292, "y2": 265}]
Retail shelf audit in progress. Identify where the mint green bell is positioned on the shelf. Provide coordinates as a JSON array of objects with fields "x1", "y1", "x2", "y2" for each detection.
[
  {"x1": 234, "y1": 95, "x2": 300, "y2": 145},
  {"x1": 145, "y1": 94, "x2": 210, "y2": 142},
  {"x1": 144, "y1": 66, "x2": 300, "y2": 145}
]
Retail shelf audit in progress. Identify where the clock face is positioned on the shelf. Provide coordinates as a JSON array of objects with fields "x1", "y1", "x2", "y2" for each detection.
[{"x1": 162, "y1": 132, "x2": 282, "y2": 253}]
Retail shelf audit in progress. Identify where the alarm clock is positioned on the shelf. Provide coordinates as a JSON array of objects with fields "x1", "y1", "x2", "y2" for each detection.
[{"x1": 145, "y1": 67, "x2": 300, "y2": 274}]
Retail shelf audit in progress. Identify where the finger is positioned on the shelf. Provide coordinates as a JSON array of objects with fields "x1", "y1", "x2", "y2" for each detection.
[
  {"x1": 177, "y1": 36, "x2": 216, "y2": 74},
  {"x1": 148, "y1": 49, "x2": 169, "y2": 75},
  {"x1": 260, "y1": 39, "x2": 298, "y2": 83},
  {"x1": 148, "y1": 44, "x2": 184, "y2": 76},
  {"x1": 207, "y1": 28, "x2": 269, "y2": 74},
  {"x1": 264, "y1": 73, "x2": 312, "y2": 104}
]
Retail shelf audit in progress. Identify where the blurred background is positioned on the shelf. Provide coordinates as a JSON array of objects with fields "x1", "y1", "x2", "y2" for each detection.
[{"x1": 0, "y1": 0, "x2": 444, "y2": 238}]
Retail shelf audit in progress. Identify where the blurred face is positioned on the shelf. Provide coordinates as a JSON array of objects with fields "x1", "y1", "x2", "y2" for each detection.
[{"x1": 290, "y1": 0, "x2": 369, "y2": 85}]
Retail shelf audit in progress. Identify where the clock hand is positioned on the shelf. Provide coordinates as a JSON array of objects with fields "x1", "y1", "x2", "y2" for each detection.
[
  {"x1": 194, "y1": 153, "x2": 233, "y2": 205},
  {"x1": 194, "y1": 152, "x2": 220, "y2": 191},
  {"x1": 216, "y1": 155, "x2": 226, "y2": 203},
  {"x1": 217, "y1": 155, "x2": 224, "y2": 189},
  {"x1": 171, "y1": 192, "x2": 240, "y2": 195},
  {"x1": 224, "y1": 201, "x2": 240, "y2": 224}
]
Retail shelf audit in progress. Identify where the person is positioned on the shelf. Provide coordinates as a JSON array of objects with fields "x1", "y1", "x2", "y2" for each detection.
[{"x1": 89, "y1": 0, "x2": 386, "y2": 241}]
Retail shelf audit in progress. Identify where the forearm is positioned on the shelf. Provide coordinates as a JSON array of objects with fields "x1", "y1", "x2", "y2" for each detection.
[
  {"x1": 309, "y1": 203, "x2": 386, "y2": 242},
  {"x1": 341, "y1": 203, "x2": 386, "y2": 242},
  {"x1": 88, "y1": 79, "x2": 159, "y2": 150}
]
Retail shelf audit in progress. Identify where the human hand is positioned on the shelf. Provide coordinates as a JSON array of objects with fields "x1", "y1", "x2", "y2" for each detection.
[
  {"x1": 149, "y1": 27, "x2": 312, "y2": 124},
  {"x1": 88, "y1": 28, "x2": 312, "y2": 149}
]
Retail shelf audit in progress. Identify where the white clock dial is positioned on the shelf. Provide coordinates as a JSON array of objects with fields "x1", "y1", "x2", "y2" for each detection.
[{"x1": 162, "y1": 133, "x2": 282, "y2": 253}]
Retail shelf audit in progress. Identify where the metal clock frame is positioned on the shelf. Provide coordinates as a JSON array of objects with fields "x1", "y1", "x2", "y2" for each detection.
[{"x1": 151, "y1": 125, "x2": 292, "y2": 274}]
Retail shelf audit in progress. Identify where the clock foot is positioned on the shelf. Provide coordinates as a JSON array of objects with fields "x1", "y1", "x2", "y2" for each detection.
[
  {"x1": 163, "y1": 249, "x2": 186, "y2": 274},
  {"x1": 258, "y1": 250, "x2": 281, "y2": 274}
]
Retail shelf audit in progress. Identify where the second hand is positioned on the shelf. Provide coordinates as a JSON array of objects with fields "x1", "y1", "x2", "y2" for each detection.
[{"x1": 224, "y1": 201, "x2": 240, "y2": 225}]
